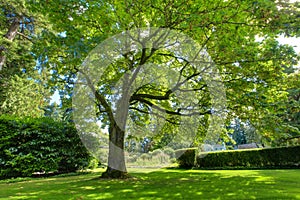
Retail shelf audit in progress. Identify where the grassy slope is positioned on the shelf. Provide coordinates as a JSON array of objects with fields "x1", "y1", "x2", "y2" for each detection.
[{"x1": 0, "y1": 168, "x2": 299, "y2": 200}]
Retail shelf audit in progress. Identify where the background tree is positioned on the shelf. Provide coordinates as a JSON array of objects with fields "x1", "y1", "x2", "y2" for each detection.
[
  {"x1": 227, "y1": 118, "x2": 260, "y2": 146},
  {"x1": 272, "y1": 70, "x2": 300, "y2": 146},
  {"x1": 0, "y1": 0, "x2": 51, "y2": 117},
  {"x1": 0, "y1": 74, "x2": 49, "y2": 117},
  {"x1": 285, "y1": 71, "x2": 300, "y2": 137}
]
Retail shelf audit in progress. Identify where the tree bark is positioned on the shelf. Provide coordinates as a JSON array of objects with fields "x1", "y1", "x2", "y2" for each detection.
[
  {"x1": 101, "y1": 74, "x2": 131, "y2": 179},
  {"x1": 0, "y1": 17, "x2": 20, "y2": 71},
  {"x1": 101, "y1": 122, "x2": 129, "y2": 179},
  {"x1": 0, "y1": 47, "x2": 6, "y2": 71}
]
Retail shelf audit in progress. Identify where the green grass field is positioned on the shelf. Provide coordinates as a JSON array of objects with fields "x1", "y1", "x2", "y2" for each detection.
[{"x1": 0, "y1": 168, "x2": 299, "y2": 200}]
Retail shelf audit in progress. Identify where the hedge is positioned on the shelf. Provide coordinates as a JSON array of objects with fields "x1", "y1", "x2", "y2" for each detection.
[
  {"x1": 0, "y1": 115, "x2": 94, "y2": 179},
  {"x1": 176, "y1": 146, "x2": 300, "y2": 169},
  {"x1": 175, "y1": 148, "x2": 197, "y2": 169}
]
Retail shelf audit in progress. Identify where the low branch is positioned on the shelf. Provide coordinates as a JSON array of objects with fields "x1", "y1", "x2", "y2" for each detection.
[
  {"x1": 279, "y1": 135, "x2": 300, "y2": 142},
  {"x1": 17, "y1": 32, "x2": 33, "y2": 42}
]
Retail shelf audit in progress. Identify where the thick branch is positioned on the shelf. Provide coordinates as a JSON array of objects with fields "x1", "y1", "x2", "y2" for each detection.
[
  {"x1": 5, "y1": 18, "x2": 20, "y2": 41},
  {"x1": 130, "y1": 69, "x2": 205, "y2": 102},
  {"x1": 279, "y1": 135, "x2": 300, "y2": 142},
  {"x1": 134, "y1": 97, "x2": 211, "y2": 116},
  {"x1": 76, "y1": 68, "x2": 115, "y2": 124},
  {"x1": 129, "y1": 106, "x2": 179, "y2": 125}
]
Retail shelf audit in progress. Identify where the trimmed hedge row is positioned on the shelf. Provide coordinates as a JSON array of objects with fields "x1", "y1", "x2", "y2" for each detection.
[
  {"x1": 0, "y1": 115, "x2": 94, "y2": 179},
  {"x1": 175, "y1": 148, "x2": 197, "y2": 168},
  {"x1": 176, "y1": 146, "x2": 300, "y2": 169}
]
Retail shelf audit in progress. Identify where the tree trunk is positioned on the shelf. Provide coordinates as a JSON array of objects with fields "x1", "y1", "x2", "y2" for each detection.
[
  {"x1": 101, "y1": 122, "x2": 129, "y2": 179},
  {"x1": 0, "y1": 17, "x2": 20, "y2": 71},
  {"x1": 0, "y1": 50, "x2": 6, "y2": 71},
  {"x1": 101, "y1": 69, "x2": 132, "y2": 179}
]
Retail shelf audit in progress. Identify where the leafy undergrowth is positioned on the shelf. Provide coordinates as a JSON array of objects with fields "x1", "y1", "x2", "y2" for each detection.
[{"x1": 0, "y1": 168, "x2": 299, "y2": 199}]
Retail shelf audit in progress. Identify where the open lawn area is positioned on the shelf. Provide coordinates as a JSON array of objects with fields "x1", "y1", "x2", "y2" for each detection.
[{"x1": 0, "y1": 168, "x2": 299, "y2": 200}]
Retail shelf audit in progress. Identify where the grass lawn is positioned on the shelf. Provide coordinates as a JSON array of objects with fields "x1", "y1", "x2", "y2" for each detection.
[{"x1": 0, "y1": 168, "x2": 299, "y2": 200}]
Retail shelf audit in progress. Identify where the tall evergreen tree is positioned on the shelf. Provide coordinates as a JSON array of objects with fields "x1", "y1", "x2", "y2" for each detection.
[{"x1": 0, "y1": 0, "x2": 50, "y2": 117}]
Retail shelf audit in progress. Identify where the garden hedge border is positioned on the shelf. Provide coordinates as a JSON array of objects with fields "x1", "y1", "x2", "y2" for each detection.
[
  {"x1": 175, "y1": 148, "x2": 197, "y2": 169},
  {"x1": 176, "y1": 146, "x2": 300, "y2": 169}
]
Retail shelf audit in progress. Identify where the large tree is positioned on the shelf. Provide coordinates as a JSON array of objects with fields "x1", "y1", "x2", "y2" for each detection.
[{"x1": 33, "y1": 0, "x2": 299, "y2": 178}]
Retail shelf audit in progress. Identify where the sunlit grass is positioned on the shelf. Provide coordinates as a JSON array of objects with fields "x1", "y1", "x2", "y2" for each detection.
[{"x1": 0, "y1": 168, "x2": 299, "y2": 199}]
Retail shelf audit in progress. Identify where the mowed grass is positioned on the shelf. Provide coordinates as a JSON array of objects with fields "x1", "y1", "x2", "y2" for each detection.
[{"x1": 0, "y1": 168, "x2": 299, "y2": 200}]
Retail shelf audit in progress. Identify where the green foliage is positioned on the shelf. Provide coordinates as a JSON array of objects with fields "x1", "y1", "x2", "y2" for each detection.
[
  {"x1": 133, "y1": 152, "x2": 170, "y2": 166},
  {"x1": 87, "y1": 158, "x2": 100, "y2": 170},
  {"x1": 138, "y1": 153, "x2": 151, "y2": 161},
  {"x1": 175, "y1": 148, "x2": 197, "y2": 169},
  {"x1": 0, "y1": 75, "x2": 49, "y2": 117},
  {"x1": 150, "y1": 149, "x2": 163, "y2": 156},
  {"x1": 226, "y1": 145, "x2": 234, "y2": 150},
  {"x1": 163, "y1": 147, "x2": 175, "y2": 158},
  {"x1": 228, "y1": 118, "x2": 260, "y2": 145},
  {"x1": 0, "y1": 115, "x2": 94, "y2": 179},
  {"x1": 0, "y1": 0, "x2": 52, "y2": 117},
  {"x1": 125, "y1": 149, "x2": 173, "y2": 167},
  {"x1": 278, "y1": 72, "x2": 300, "y2": 144},
  {"x1": 195, "y1": 146, "x2": 300, "y2": 169},
  {"x1": 37, "y1": 0, "x2": 300, "y2": 137}
]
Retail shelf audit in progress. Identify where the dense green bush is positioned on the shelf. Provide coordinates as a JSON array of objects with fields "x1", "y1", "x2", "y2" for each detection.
[
  {"x1": 175, "y1": 148, "x2": 197, "y2": 169},
  {"x1": 196, "y1": 146, "x2": 300, "y2": 169},
  {"x1": 0, "y1": 115, "x2": 94, "y2": 179},
  {"x1": 176, "y1": 146, "x2": 300, "y2": 169}
]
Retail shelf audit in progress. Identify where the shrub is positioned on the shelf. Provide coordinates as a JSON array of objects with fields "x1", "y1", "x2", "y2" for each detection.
[
  {"x1": 150, "y1": 149, "x2": 163, "y2": 156},
  {"x1": 139, "y1": 153, "x2": 152, "y2": 161},
  {"x1": 163, "y1": 147, "x2": 175, "y2": 158},
  {"x1": 126, "y1": 155, "x2": 138, "y2": 163},
  {"x1": 0, "y1": 115, "x2": 94, "y2": 179},
  {"x1": 196, "y1": 146, "x2": 300, "y2": 169},
  {"x1": 152, "y1": 152, "x2": 169, "y2": 164},
  {"x1": 175, "y1": 148, "x2": 197, "y2": 169},
  {"x1": 88, "y1": 158, "x2": 100, "y2": 169}
]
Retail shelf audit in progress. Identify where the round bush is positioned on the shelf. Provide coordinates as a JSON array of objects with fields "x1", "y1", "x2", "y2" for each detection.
[
  {"x1": 150, "y1": 149, "x2": 163, "y2": 156},
  {"x1": 0, "y1": 115, "x2": 94, "y2": 179}
]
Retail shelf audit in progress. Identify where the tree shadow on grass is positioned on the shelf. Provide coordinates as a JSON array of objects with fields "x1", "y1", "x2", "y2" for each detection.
[{"x1": 1, "y1": 169, "x2": 299, "y2": 200}]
